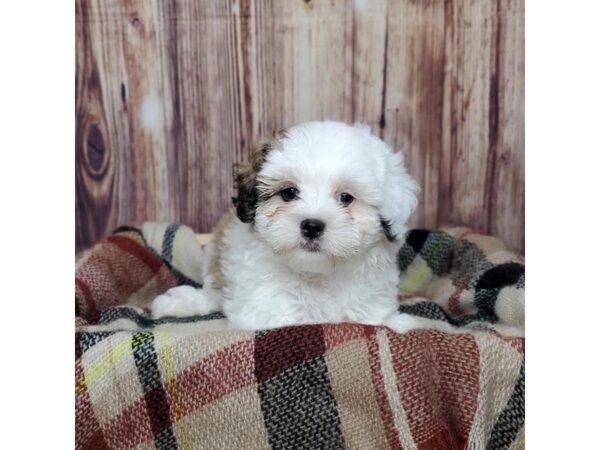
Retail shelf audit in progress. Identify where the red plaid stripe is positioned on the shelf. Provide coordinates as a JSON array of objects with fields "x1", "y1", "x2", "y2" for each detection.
[{"x1": 389, "y1": 330, "x2": 480, "y2": 449}]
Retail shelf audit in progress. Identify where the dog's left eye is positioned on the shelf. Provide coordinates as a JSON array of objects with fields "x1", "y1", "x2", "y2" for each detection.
[
  {"x1": 339, "y1": 192, "x2": 354, "y2": 205},
  {"x1": 280, "y1": 187, "x2": 299, "y2": 202}
]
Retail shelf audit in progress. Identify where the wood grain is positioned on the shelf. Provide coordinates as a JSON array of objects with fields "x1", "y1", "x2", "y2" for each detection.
[{"x1": 76, "y1": 0, "x2": 524, "y2": 253}]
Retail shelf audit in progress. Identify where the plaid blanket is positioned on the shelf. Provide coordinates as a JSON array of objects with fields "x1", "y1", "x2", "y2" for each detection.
[{"x1": 76, "y1": 223, "x2": 525, "y2": 450}]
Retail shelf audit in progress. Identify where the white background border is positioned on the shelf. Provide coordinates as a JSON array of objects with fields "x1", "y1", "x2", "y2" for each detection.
[{"x1": 1, "y1": 0, "x2": 599, "y2": 447}]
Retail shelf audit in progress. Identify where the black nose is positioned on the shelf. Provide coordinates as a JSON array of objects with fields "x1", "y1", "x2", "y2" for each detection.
[{"x1": 300, "y1": 219, "x2": 325, "y2": 239}]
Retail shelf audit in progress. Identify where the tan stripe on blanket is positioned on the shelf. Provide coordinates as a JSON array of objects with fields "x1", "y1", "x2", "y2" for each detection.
[
  {"x1": 325, "y1": 338, "x2": 390, "y2": 449},
  {"x1": 467, "y1": 333, "x2": 523, "y2": 448}
]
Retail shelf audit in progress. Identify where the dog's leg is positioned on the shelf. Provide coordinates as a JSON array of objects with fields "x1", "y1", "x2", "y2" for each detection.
[
  {"x1": 382, "y1": 312, "x2": 425, "y2": 333},
  {"x1": 151, "y1": 285, "x2": 221, "y2": 319},
  {"x1": 383, "y1": 311, "x2": 457, "y2": 334},
  {"x1": 227, "y1": 312, "x2": 298, "y2": 331},
  {"x1": 151, "y1": 233, "x2": 226, "y2": 319},
  {"x1": 223, "y1": 288, "x2": 303, "y2": 331}
]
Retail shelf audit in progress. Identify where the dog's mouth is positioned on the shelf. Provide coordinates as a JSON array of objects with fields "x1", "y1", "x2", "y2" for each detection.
[{"x1": 300, "y1": 240, "x2": 321, "y2": 253}]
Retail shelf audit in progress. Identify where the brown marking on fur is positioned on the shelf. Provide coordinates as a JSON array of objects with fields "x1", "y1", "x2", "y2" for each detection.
[
  {"x1": 232, "y1": 129, "x2": 288, "y2": 223},
  {"x1": 207, "y1": 213, "x2": 234, "y2": 290}
]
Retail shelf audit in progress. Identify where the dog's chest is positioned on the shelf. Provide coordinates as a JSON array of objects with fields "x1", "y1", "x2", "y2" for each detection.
[{"x1": 295, "y1": 270, "x2": 398, "y2": 320}]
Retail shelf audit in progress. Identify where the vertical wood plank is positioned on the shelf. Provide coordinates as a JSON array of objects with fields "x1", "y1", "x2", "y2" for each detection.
[
  {"x1": 381, "y1": 0, "x2": 447, "y2": 229},
  {"x1": 76, "y1": 0, "x2": 134, "y2": 250},
  {"x1": 243, "y1": 0, "x2": 350, "y2": 140},
  {"x1": 488, "y1": 0, "x2": 524, "y2": 253},
  {"x1": 120, "y1": 0, "x2": 176, "y2": 224},
  {"x1": 346, "y1": 0, "x2": 388, "y2": 130},
  {"x1": 159, "y1": 0, "x2": 241, "y2": 232},
  {"x1": 440, "y1": 0, "x2": 498, "y2": 233}
]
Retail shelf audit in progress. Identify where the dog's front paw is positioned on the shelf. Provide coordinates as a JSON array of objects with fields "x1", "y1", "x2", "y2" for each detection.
[
  {"x1": 384, "y1": 312, "x2": 424, "y2": 334},
  {"x1": 151, "y1": 285, "x2": 218, "y2": 319}
]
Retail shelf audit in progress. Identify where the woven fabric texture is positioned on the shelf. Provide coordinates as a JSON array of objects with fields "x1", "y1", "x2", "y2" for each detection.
[{"x1": 75, "y1": 223, "x2": 525, "y2": 450}]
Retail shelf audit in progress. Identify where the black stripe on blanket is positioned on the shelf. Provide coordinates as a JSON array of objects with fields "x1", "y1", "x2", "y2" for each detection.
[
  {"x1": 420, "y1": 230, "x2": 456, "y2": 275},
  {"x1": 112, "y1": 225, "x2": 144, "y2": 235},
  {"x1": 449, "y1": 238, "x2": 491, "y2": 287},
  {"x1": 161, "y1": 224, "x2": 180, "y2": 263},
  {"x1": 486, "y1": 362, "x2": 525, "y2": 449},
  {"x1": 397, "y1": 229, "x2": 430, "y2": 272},
  {"x1": 476, "y1": 262, "x2": 525, "y2": 290},
  {"x1": 254, "y1": 326, "x2": 345, "y2": 450},
  {"x1": 397, "y1": 301, "x2": 498, "y2": 327},
  {"x1": 397, "y1": 230, "x2": 455, "y2": 275},
  {"x1": 98, "y1": 307, "x2": 225, "y2": 327},
  {"x1": 77, "y1": 331, "x2": 117, "y2": 353},
  {"x1": 132, "y1": 332, "x2": 178, "y2": 450},
  {"x1": 405, "y1": 229, "x2": 431, "y2": 254},
  {"x1": 473, "y1": 263, "x2": 526, "y2": 323},
  {"x1": 113, "y1": 225, "x2": 203, "y2": 289},
  {"x1": 397, "y1": 302, "x2": 462, "y2": 326},
  {"x1": 164, "y1": 262, "x2": 203, "y2": 289}
]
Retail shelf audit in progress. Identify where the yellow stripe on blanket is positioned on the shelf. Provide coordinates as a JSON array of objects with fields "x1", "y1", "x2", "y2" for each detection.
[
  {"x1": 156, "y1": 325, "x2": 192, "y2": 450},
  {"x1": 401, "y1": 231, "x2": 450, "y2": 292},
  {"x1": 77, "y1": 336, "x2": 134, "y2": 393},
  {"x1": 401, "y1": 259, "x2": 432, "y2": 292}
]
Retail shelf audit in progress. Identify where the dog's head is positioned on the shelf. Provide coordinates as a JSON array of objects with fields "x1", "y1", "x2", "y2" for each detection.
[{"x1": 233, "y1": 121, "x2": 419, "y2": 273}]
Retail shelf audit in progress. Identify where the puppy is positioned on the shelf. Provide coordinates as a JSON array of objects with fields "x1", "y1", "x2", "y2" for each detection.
[{"x1": 151, "y1": 121, "x2": 420, "y2": 331}]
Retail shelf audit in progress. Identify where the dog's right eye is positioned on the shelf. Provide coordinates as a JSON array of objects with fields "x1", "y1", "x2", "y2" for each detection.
[{"x1": 280, "y1": 187, "x2": 299, "y2": 202}]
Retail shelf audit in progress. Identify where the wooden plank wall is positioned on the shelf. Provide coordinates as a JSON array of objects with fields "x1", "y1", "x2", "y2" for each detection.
[{"x1": 76, "y1": 0, "x2": 524, "y2": 253}]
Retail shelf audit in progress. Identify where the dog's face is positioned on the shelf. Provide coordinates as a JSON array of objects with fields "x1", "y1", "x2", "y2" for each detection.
[{"x1": 234, "y1": 121, "x2": 419, "y2": 273}]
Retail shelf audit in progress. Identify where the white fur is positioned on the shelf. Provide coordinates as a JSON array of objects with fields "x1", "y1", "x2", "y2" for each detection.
[{"x1": 152, "y1": 121, "x2": 420, "y2": 331}]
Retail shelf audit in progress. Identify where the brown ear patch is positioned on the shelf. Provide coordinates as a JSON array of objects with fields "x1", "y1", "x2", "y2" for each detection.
[{"x1": 233, "y1": 132, "x2": 285, "y2": 223}]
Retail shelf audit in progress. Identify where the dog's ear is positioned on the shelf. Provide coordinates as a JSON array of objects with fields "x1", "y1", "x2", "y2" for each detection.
[
  {"x1": 233, "y1": 132, "x2": 285, "y2": 223},
  {"x1": 379, "y1": 150, "x2": 419, "y2": 241}
]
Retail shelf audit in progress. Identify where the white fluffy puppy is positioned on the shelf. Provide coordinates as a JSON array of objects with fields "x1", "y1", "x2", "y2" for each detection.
[{"x1": 151, "y1": 121, "x2": 420, "y2": 331}]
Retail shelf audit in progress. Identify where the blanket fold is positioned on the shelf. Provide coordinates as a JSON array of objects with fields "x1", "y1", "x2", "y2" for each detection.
[{"x1": 76, "y1": 223, "x2": 524, "y2": 450}]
